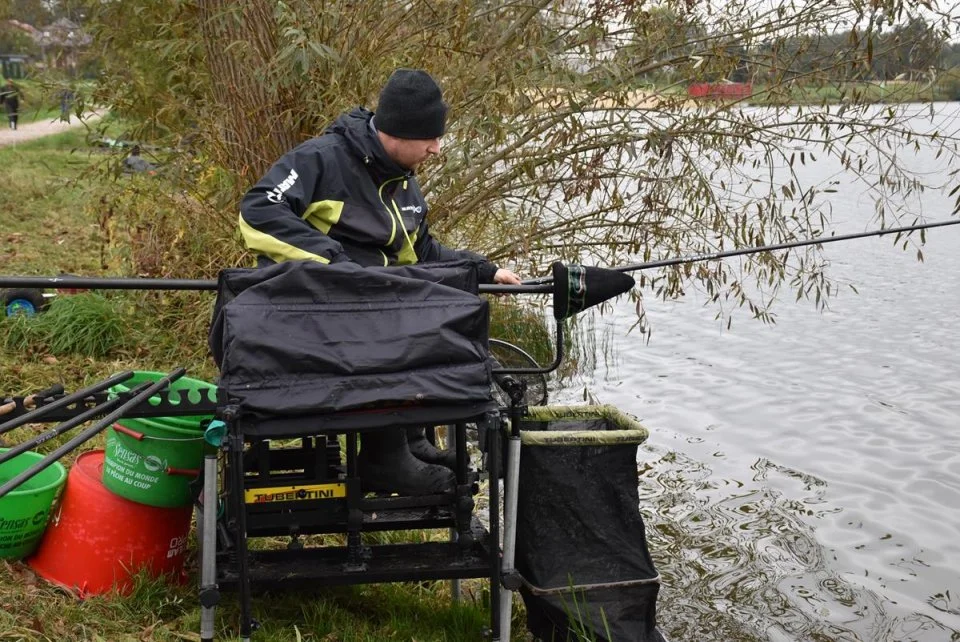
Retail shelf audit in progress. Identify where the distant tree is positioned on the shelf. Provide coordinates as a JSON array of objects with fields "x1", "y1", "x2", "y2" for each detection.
[
  {"x1": 0, "y1": 0, "x2": 51, "y2": 27},
  {"x1": 888, "y1": 17, "x2": 943, "y2": 79},
  {"x1": 44, "y1": 0, "x2": 85, "y2": 24},
  {"x1": 940, "y1": 42, "x2": 960, "y2": 69},
  {"x1": 0, "y1": 21, "x2": 38, "y2": 56},
  {"x1": 80, "y1": 0, "x2": 960, "y2": 330}
]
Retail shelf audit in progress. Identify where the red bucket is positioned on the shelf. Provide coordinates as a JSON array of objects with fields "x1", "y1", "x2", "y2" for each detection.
[{"x1": 27, "y1": 450, "x2": 192, "y2": 597}]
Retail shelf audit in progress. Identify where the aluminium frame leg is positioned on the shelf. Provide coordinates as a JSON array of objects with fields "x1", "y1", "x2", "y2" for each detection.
[
  {"x1": 454, "y1": 421, "x2": 475, "y2": 548},
  {"x1": 447, "y1": 423, "x2": 461, "y2": 602},
  {"x1": 499, "y1": 431, "x2": 522, "y2": 642},
  {"x1": 486, "y1": 413, "x2": 502, "y2": 641},
  {"x1": 199, "y1": 453, "x2": 220, "y2": 642},
  {"x1": 228, "y1": 432, "x2": 254, "y2": 642}
]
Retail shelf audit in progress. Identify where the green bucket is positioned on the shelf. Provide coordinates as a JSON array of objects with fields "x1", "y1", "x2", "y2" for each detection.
[
  {"x1": 104, "y1": 371, "x2": 217, "y2": 507},
  {"x1": 0, "y1": 449, "x2": 67, "y2": 560},
  {"x1": 103, "y1": 420, "x2": 211, "y2": 507}
]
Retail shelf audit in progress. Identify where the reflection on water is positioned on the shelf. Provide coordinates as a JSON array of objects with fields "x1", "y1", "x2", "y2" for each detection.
[
  {"x1": 635, "y1": 444, "x2": 960, "y2": 641},
  {"x1": 549, "y1": 106, "x2": 960, "y2": 641}
]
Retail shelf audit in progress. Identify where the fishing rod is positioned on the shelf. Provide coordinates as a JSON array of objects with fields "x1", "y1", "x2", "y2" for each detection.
[
  {"x1": 520, "y1": 217, "x2": 960, "y2": 286},
  {"x1": 0, "y1": 370, "x2": 135, "y2": 437},
  {"x1": 0, "y1": 367, "x2": 186, "y2": 500},
  {"x1": 0, "y1": 381, "x2": 153, "y2": 467},
  {"x1": 0, "y1": 218, "x2": 957, "y2": 294},
  {"x1": 0, "y1": 275, "x2": 217, "y2": 291},
  {"x1": 0, "y1": 271, "x2": 552, "y2": 294},
  {"x1": 0, "y1": 384, "x2": 63, "y2": 419}
]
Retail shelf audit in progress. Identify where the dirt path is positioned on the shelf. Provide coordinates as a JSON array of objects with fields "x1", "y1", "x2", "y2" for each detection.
[{"x1": 0, "y1": 110, "x2": 105, "y2": 147}]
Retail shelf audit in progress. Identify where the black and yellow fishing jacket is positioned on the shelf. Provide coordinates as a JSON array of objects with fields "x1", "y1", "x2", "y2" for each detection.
[{"x1": 239, "y1": 107, "x2": 498, "y2": 282}]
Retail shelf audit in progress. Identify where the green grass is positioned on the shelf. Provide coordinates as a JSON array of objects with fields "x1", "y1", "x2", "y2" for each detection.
[
  {"x1": 0, "y1": 128, "x2": 530, "y2": 640},
  {"x1": 748, "y1": 80, "x2": 945, "y2": 105},
  {"x1": 0, "y1": 563, "x2": 499, "y2": 641},
  {"x1": 1, "y1": 293, "x2": 127, "y2": 357},
  {"x1": 0, "y1": 127, "x2": 105, "y2": 277}
]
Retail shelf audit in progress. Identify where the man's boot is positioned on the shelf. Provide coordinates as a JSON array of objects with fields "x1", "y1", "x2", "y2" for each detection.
[
  {"x1": 406, "y1": 427, "x2": 457, "y2": 470},
  {"x1": 358, "y1": 429, "x2": 454, "y2": 496}
]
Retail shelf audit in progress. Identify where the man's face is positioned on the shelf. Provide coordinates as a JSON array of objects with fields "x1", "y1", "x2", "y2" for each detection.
[{"x1": 378, "y1": 133, "x2": 442, "y2": 170}]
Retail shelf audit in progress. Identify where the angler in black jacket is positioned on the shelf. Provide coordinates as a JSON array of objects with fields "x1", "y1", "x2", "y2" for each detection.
[{"x1": 239, "y1": 68, "x2": 520, "y2": 495}]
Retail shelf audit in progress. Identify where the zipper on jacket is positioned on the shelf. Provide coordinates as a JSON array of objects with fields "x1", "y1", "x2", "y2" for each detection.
[
  {"x1": 378, "y1": 177, "x2": 406, "y2": 246},
  {"x1": 390, "y1": 199, "x2": 416, "y2": 260}
]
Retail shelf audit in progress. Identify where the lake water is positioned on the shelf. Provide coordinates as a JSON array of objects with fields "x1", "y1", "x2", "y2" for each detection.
[{"x1": 552, "y1": 104, "x2": 960, "y2": 641}]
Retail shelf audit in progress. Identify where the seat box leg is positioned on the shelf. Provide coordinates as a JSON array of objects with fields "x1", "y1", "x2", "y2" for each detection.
[
  {"x1": 486, "y1": 414, "x2": 502, "y2": 640},
  {"x1": 454, "y1": 422, "x2": 476, "y2": 548},
  {"x1": 344, "y1": 432, "x2": 367, "y2": 572},
  {"x1": 199, "y1": 453, "x2": 220, "y2": 642},
  {"x1": 228, "y1": 433, "x2": 255, "y2": 641}
]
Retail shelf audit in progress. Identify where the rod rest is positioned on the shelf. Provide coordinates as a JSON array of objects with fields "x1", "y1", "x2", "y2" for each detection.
[
  {"x1": 0, "y1": 386, "x2": 222, "y2": 423},
  {"x1": 2, "y1": 383, "x2": 496, "y2": 432}
]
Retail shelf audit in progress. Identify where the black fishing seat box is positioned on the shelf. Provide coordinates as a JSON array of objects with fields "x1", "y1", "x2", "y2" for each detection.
[
  {"x1": 204, "y1": 260, "x2": 506, "y2": 641},
  {"x1": 215, "y1": 403, "x2": 501, "y2": 582}
]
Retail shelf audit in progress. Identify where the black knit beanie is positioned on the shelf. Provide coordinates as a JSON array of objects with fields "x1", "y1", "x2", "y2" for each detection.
[{"x1": 375, "y1": 69, "x2": 448, "y2": 140}]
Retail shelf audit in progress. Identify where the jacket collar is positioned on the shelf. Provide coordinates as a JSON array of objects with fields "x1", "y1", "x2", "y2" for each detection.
[{"x1": 326, "y1": 107, "x2": 413, "y2": 183}]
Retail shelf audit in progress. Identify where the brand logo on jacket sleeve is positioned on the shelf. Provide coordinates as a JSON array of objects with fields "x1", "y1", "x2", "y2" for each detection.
[{"x1": 266, "y1": 169, "x2": 300, "y2": 203}]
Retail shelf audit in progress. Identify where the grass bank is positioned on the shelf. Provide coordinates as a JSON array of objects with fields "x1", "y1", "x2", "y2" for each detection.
[
  {"x1": 748, "y1": 78, "x2": 956, "y2": 105},
  {"x1": 0, "y1": 129, "x2": 526, "y2": 640}
]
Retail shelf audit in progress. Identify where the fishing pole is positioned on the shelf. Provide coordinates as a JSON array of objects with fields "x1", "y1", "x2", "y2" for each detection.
[
  {"x1": 520, "y1": 217, "x2": 960, "y2": 286},
  {"x1": 0, "y1": 367, "x2": 186, "y2": 499},
  {"x1": 0, "y1": 384, "x2": 63, "y2": 419},
  {"x1": 0, "y1": 370, "x2": 135, "y2": 437},
  {"x1": 0, "y1": 271, "x2": 551, "y2": 294},
  {"x1": 0, "y1": 381, "x2": 152, "y2": 467},
  {"x1": 0, "y1": 275, "x2": 217, "y2": 291},
  {"x1": 0, "y1": 218, "x2": 956, "y2": 294}
]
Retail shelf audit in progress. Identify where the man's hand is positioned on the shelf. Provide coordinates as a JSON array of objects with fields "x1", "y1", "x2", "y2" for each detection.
[{"x1": 493, "y1": 268, "x2": 522, "y2": 285}]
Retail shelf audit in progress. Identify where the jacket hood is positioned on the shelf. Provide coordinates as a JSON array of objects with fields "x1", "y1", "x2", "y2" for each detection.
[{"x1": 326, "y1": 107, "x2": 410, "y2": 181}]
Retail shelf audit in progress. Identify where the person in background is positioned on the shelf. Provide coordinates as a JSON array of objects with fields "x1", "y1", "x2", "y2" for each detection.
[
  {"x1": 59, "y1": 87, "x2": 74, "y2": 123},
  {"x1": 1, "y1": 79, "x2": 21, "y2": 130},
  {"x1": 239, "y1": 68, "x2": 521, "y2": 495},
  {"x1": 123, "y1": 145, "x2": 157, "y2": 174}
]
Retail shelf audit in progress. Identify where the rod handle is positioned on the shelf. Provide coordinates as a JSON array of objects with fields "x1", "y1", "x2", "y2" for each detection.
[
  {"x1": 111, "y1": 423, "x2": 145, "y2": 441},
  {"x1": 166, "y1": 466, "x2": 201, "y2": 477},
  {"x1": 23, "y1": 384, "x2": 66, "y2": 409}
]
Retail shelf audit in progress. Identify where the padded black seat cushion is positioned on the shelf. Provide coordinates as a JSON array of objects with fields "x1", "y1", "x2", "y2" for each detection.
[{"x1": 209, "y1": 260, "x2": 493, "y2": 418}]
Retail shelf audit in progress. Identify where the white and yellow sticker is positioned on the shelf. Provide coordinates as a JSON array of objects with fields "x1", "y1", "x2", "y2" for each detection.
[{"x1": 245, "y1": 482, "x2": 346, "y2": 504}]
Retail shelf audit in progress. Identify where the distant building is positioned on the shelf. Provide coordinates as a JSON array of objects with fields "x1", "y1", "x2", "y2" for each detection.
[
  {"x1": 5, "y1": 19, "x2": 39, "y2": 39},
  {"x1": 34, "y1": 18, "x2": 91, "y2": 72},
  {"x1": 688, "y1": 82, "x2": 753, "y2": 100},
  {"x1": 1, "y1": 20, "x2": 39, "y2": 78},
  {"x1": 1, "y1": 17, "x2": 91, "y2": 76},
  {"x1": 0, "y1": 54, "x2": 28, "y2": 79}
]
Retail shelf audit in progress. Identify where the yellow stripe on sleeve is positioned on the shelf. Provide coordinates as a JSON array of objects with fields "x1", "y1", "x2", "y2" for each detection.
[
  {"x1": 302, "y1": 200, "x2": 344, "y2": 234},
  {"x1": 238, "y1": 214, "x2": 331, "y2": 264}
]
